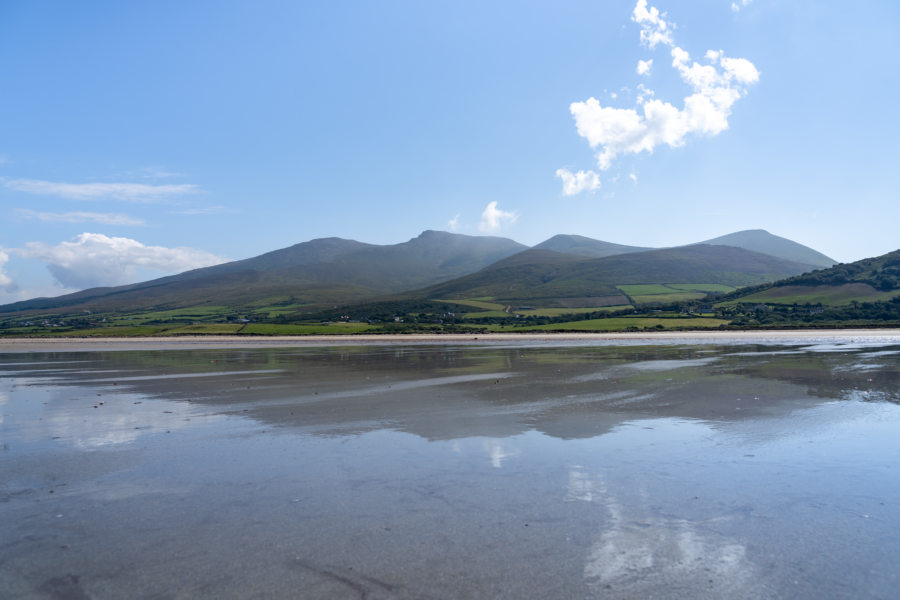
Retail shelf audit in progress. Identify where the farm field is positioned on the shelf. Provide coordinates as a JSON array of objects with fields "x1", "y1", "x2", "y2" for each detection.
[
  {"x1": 460, "y1": 305, "x2": 634, "y2": 320},
  {"x1": 491, "y1": 316, "x2": 729, "y2": 332},
  {"x1": 516, "y1": 305, "x2": 632, "y2": 317},
  {"x1": 630, "y1": 292, "x2": 707, "y2": 304},
  {"x1": 728, "y1": 284, "x2": 900, "y2": 306},
  {"x1": 240, "y1": 323, "x2": 376, "y2": 335},
  {"x1": 617, "y1": 283, "x2": 734, "y2": 305}
]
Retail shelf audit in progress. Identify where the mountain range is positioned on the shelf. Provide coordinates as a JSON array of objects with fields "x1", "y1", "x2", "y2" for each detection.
[{"x1": 0, "y1": 229, "x2": 836, "y2": 316}]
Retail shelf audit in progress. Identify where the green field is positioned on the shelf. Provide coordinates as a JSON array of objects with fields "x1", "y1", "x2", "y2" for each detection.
[
  {"x1": 125, "y1": 306, "x2": 233, "y2": 322},
  {"x1": 492, "y1": 317, "x2": 729, "y2": 332},
  {"x1": 240, "y1": 323, "x2": 375, "y2": 335},
  {"x1": 515, "y1": 305, "x2": 632, "y2": 317},
  {"x1": 630, "y1": 292, "x2": 707, "y2": 304},
  {"x1": 617, "y1": 284, "x2": 677, "y2": 296},
  {"x1": 729, "y1": 284, "x2": 900, "y2": 307},
  {"x1": 616, "y1": 283, "x2": 733, "y2": 306},
  {"x1": 460, "y1": 304, "x2": 634, "y2": 320},
  {"x1": 162, "y1": 324, "x2": 245, "y2": 335},
  {"x1": 667, "y1": 283, "x2": 736, "y2": 293},
  {"x1": 46, "y1": 325, "x2": 174, "y2": 337}
]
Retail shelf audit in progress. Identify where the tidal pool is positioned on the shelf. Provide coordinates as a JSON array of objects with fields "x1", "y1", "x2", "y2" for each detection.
[{"x1": 1, "y1": 338, "x2": 899, "y2": 598}]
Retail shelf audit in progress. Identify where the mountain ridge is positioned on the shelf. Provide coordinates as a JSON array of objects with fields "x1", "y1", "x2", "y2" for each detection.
[{"x1": 0, "y1": 229, "x2": 834, "y2": 316}]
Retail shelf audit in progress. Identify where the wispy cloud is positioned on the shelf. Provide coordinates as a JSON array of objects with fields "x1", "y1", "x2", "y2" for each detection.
[
  {"x1": 731, "y1": 0, "x2": 752, "y2": 12},
  {"x1": 135, "y1": 166, "x2": 183, "y2": 179},
  {"x1": 14, "y1": 209, "x2": 145, "y2": 226},
  {"x1": 448, "y1": 213, "x2": 460, "y2": 231},
  {"x1": 14, "y1": 233, "x2": 225, "y2": 289},
  {"x1": 557, "y1": 0, "x2": 758, "y2": 192},
  {"x1": 556, "y1": 168, "x2": 601, "y2": 196},
  {"x1": 478, "y1": 201, "x2": 517, "y2": 233},
  {"x1": 2, "y1": 178, "x2": 201, "y2": 202},
  {"x1": 632, "y1": 0, "x2": 674, "y2": 49}
]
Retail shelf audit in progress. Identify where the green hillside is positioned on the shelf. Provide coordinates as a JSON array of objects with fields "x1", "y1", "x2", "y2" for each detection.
[
  {"x1": 0, "y1": 230, "x2": 527, "y2": 316},
  {"x1": 713, "y1": 249, "x2": 900, "y2": 327},
  {"x1": 416, "y1": 244, "x2": 815, "y2": 307},
  {"x1": 0, "y1": 229, "x2": 858, "y2": 336},
  {"x1": 721, "y1": 249, "x2": 900, "y2": 306}
]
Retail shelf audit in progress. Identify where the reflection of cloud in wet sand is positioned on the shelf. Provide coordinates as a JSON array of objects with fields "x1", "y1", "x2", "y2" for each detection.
[
  {"x1": 483, "y1": 439, "x2": 519, "y2": 468},
  {"x1": 573, "y1": 467, "x2": 765, "y2": 598},
  {"x1": 41, "y1": 389, "x2": 223, "y2": 449},
  {"x1": 565, "y1": 465, "x2": 595, "y2": 502}
]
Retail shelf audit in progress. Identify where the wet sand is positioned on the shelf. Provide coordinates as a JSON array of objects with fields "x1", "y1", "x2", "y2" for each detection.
[
  {"x1": 2, "y1": 337, "x2": 900, "y2": 598},
  {"x1": 2, "y1": 328, "x2": 899, "y2": 352}
]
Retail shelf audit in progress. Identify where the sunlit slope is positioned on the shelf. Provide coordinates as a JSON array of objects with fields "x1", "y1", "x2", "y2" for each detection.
[
  {"x1": 723, "y1": 249, "x2": 900, "y2": 306},
  {"x1": 416, "y1": 245, "x2": 816, "y2": 306}
]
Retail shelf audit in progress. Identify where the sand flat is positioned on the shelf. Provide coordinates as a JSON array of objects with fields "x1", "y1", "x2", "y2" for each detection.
[
  {"x1": 2, "y1": 339, "x2": 900, "y2": 598},
  {"x1": 1, "y1": 328, "x2": 899, "y2": 352}
]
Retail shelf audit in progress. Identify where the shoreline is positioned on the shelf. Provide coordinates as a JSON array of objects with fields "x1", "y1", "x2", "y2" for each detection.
[{"x1": 1, "y1": 329, "x2": 899, "y2": 352}]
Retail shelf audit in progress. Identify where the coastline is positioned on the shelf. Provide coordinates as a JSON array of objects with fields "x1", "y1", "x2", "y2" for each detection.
[{"x1": 1, "y1": 329, "x2": 899, "y2": 352}]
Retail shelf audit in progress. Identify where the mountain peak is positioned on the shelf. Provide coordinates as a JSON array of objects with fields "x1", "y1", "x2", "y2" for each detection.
[
  {"x1": 699, "y1": 230, "x2": 836, "y2": 269},
  {"x1": 533, "y1": 234, "x2": 650, "y2": 259}
]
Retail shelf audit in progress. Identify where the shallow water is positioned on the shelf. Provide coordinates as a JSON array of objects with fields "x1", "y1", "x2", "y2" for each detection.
[{"x1": 1, "y1": 338, "x2": 899, "y2": 598}]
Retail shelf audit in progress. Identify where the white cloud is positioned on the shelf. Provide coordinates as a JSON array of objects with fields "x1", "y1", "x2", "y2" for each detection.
[
  {"x1": 0, "y1": 250, "x2": 16, "y2": 292},
  {"x1": 637, "y1": 59, "x2": 653, "y2": 76},
  {"x1": 567, "y1": 1, "x2": 758, "y2": 171},
  {"x1": 448, "y1": 213, "x2": 460, "y2": 231},
  {"x1": 556, "y1": 168, "x2": 601, "y2": 196},
  {"x1": 632, "y1": 0, "x2": 674, "y2": 49},
  {"x1": 731, "y1": 0, "x2": 752, "y2": 12},
  {"x1": 2, "y1": 178, "x2": 201, "y2": 202},
  {"x1": 629, "y1": 173, "x2": 638, "y2": 183},
  {"x1": 478, "y1": 202, "x2": 517, "y2": 233},
  {"x1": 15, "y1": 209, "x2": 145, "y2": 226},
  {"x1": 636, "y1": 83, "x2": 655, "y2": 104},
  {"x1": 15, "y1": 233, "x2": 225, "y2": 289}
]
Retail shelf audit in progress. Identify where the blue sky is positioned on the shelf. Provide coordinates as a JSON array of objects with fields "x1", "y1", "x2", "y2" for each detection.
[{"x1": 1, "y1": 0, "x2": 898, "y2": 303}]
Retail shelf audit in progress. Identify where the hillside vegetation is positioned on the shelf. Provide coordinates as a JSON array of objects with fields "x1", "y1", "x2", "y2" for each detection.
[
  {"x1": 3, "y1": 228, "x2": 872, "y2": 336},
  {"x1": 417, "y1": 245, "x2": 815, "y2": 307},
  {"x1": 720, "y1": 249, "x2": 900, "y2": 306}
]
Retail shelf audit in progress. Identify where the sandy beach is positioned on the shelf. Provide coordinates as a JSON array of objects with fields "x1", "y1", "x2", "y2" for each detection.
[{"x1": 1, "y1": 328, "x2": 899, "y2": 353}]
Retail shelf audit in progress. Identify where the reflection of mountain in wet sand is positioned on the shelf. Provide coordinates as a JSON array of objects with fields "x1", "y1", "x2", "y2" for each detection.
[{"x1": 6, "y1": 342, "x2": 898, "y2": 446}]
